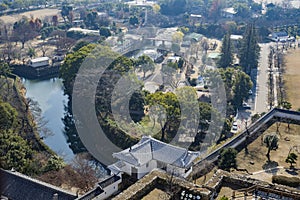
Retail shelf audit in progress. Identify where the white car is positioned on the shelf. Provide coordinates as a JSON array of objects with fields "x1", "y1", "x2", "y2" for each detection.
[{"x1": 231, "y1": 121, "x2": 238, "y2": 133}]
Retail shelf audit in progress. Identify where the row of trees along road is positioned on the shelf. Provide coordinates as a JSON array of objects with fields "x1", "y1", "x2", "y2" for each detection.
[
  {"x1": 205, "y1": 67, "x2": 252, "y2": 110},
  {"x1": 217, "y1": 23, "x2": 259, "y2": 108},
  {"x1": 218, "y1": 23, "x2": 260, "y2": 75}
]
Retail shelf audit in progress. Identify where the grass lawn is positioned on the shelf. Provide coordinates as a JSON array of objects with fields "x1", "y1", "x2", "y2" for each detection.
[{"x1": 284, "y1": 48, "x2": 300, "y2": 110}]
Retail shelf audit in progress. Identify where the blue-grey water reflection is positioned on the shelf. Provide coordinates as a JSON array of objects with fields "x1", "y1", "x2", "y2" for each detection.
[{"x1": 22, "y1": 78, "x2": 75, "y2": 162}]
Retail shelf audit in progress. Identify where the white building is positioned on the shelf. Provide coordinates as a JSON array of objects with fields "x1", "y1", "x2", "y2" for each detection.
[
  {"x1": 269, "y1": 31, "x2": 295, "y2": 42},
  {"x1": 29, "y1": 57, "x2": 50, "y2": 68},
  {"x1": 190, "y1": 14, "x2": 202, "y2": 25},
  {"x1": 67, "y1": 28, "x2": 100, "y2": 36},
  {"x1": 76, "y1": 175, "x2": 121, "y2": 200},
  {"x1": 230, "y1": 34, "x2": 243, "y2": 53},
  {"x1": 108, "y1": 136, "x2": 200, "y2": 180},
  {"x1": 136, "y1": 49, "x2": 162, "y2": 62},
  {"x1": 221, "y1": 7, "x2": 237, "y2": 18}
]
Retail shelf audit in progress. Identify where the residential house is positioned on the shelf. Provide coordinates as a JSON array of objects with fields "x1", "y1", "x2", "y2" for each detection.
[
  {"x1": 221, "y1": 7, "x2": 237, "y2": 18},
  {"x1": 190, "y1": 14, "x2": 202, "y2": 25},
  {"x1": 97, "y1": 12, "x2": 108, "y2": 19},
  {"x1": 269, "y1": 31, "x2": 290, "y2": 42},
  {"x1": 230, "y1": 34, "x2": 243, "y2": 53},
  {"x1": 207, "y1": 52, "x2": 221, "y2": 65},
  {"x1": 72, "y1": 20, "x2": 84, "y2": 27},
  {"x1": 182, "y1": 33, "x2": 203, "y2": 47},
  {"x1": 108, "y1": 136, "x2": 200, "y2": 180}
]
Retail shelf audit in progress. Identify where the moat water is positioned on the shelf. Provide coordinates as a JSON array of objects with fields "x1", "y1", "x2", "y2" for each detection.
[{"x1": 22, "y1": 78, "x2": 75, "y2": 162}]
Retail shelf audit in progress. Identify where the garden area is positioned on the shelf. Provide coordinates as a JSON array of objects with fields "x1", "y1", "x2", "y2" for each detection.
[{"x1": 236, "y1": 123, "x2": 300, "y2": 183}]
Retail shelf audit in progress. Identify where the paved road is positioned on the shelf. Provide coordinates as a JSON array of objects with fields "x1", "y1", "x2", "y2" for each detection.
[
  {"x1": 234, "y1": 43, "x2": 272, "y2": 132},
  {"x1": 254, "y1": 43, "x2": 272, "y2": 114}
]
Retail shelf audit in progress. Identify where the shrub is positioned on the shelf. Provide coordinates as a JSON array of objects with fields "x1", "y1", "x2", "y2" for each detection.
[
  {"x1": 220, "y1": 196, "x2": 229, "y2": 200},
  {"x1": 272, "y1": 175, "x2": 300, "y2": 187},
  {"x1": 218, "y1": 148, "x2": 237, "y2": 171}
]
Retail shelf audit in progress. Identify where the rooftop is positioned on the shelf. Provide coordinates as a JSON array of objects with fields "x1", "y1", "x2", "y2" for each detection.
[
  {"x1": 273, "y1": 31, "x2": 288, "y2": 37},
  {"x1": 184, "y1": 33, "x2": 203, "y2": 42},
  {"x1": 207, "y1": 52, "x2": 221, "y2": 59},
  {"x1": 112, "y1": 136, "x2": 200, "y2": 168},
  {"x1": 190, "y1": 14, "x2": 202, "y2": 18},
  {"x1": 0, "y1": 169, "x2": 77, "y2": 200},
  {"x1": 30, "y1": 57, "x2": 49, "y2": 63},
  {"x1": 230, "y1": 34, "x2": 243, "y2": 40},
  {"x1": 222, "y1": 7, "x2": 237, "y2": 15},
  {"x1": 68, "y1": 28, "x2": 99, "y2": 35}
]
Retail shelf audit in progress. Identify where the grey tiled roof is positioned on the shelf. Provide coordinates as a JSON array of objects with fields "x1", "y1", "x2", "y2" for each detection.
[
  {"x1": 273, "y1": 31, "x2": 288, "y2": 37},
  {"x1": 76, "y1": 175, "x2": 121, "y2": 200},
  {"x1": 113, "y1": 136, "x2": 200, "y2": 168},
  {"x1": 107, "y1": 161, "x2": 127, "y2": 175},
  {"x1": 0, "y1": 169, "x2": 77, "y2": 200},
  {"x1": 75, "y1": 187, "x2": 103, "y2": 200}
]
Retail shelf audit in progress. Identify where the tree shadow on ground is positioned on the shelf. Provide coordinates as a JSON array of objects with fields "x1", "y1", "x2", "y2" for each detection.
[
  {"x1": 262, "y1": 161, "x2": 279, "y2": 175},
  {"x1": 285, "y1": 168, "x2": 299, "y2": 176}
]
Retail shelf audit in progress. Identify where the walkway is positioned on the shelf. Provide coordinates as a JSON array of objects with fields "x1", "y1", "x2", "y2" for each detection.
[{"x1": 255, "y1": 43, "x2": 272, "y2": 114}]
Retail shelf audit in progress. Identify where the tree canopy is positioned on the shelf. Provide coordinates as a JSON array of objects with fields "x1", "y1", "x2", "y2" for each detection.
[
  {"x1": 218, "y1": 148, "x2": 237, "y2": 171},
  {"x1": 286, "y1": 152, "x2": 298, "y2": 168},
  {"x1": 210, "y1": 68, "x2": 253, "y2": 108},
  {"x1": 239, "y1": 23, "x2": 260, "y2": 75},
  {"x1": 135, "y1": 55, "x2": 155, "y2": 79},
  {"x1": 13, "y1": 17, "x2": 39, "y2": 49},
  {"x1": 146, "y1": 91, "x2": 181, "y2": 141},
  {"x1": 0, "y1": 101, "x2": 18, "y2": 130},
  {"x1": 263, "y1": 133, "x2": 279, "y2": 162},
  {"x1": 0, "y1": 129, "x2": 33, "y2": 174},
  {"x1": 159, "y1": 0, "x2": 187, "y2": 16},
  {"x1": 218, "y1": 33, "x2": 233, "y2": 68}
]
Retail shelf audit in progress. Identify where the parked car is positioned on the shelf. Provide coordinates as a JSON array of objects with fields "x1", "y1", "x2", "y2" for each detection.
[
  {"x1": 242, "y1": 102, "x2": 251, "y2": 109},
  {"x1": 231, "y1": 121, "x2": 238, "y2": 133}
]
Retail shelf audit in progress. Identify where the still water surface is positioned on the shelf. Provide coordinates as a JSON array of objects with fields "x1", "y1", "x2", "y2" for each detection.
[{"x1": 22, "y1": 78, "x2": 75, "y2": 162}]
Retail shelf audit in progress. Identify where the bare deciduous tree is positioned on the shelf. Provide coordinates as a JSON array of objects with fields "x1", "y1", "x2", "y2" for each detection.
[
  {"x1": 26, "y1": 97, "x2": 53, "y2": 139},
  {"x1": 71, "y1": 153, "x2": 99, "y2": 192},
  {"x1": 12, "y1": 17, "x2": 38, "y2": 49}
]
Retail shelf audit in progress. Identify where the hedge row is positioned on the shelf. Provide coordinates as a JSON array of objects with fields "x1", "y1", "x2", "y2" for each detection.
[{"x1": 272, "y1": 175, "x2": 300, "y2": 188}]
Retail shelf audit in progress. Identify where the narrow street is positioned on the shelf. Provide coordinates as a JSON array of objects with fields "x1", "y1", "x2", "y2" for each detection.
[
  {"x1": 254, "y1": 43, "x2": 272, "y2": 114},
  {"x1": 235, "y1": 43, "x2": 273, "y2": 133}
]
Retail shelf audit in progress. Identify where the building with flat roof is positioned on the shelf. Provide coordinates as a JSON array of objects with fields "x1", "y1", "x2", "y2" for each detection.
[{"x1": 29, "y1": 57, "x2": 50, "y2": 68}]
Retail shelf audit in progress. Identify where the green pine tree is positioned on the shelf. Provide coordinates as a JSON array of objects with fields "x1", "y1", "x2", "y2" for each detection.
[
  {"x1": 218, "y1": 33, "x2": 233, "y2": 68},
  {"x1": 239, "y1": 23, "x2": 260, "y2": 75},
  {"x1": 286, "y1": 152, "x2": 298, "y2": 168}
]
